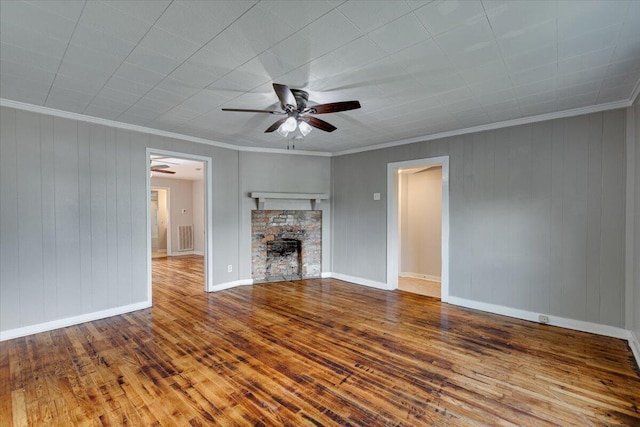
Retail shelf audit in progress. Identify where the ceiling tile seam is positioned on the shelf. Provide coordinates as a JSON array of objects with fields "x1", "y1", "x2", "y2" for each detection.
[
  {"x1": 25, "y1": 0, "x2": 78, "y2": 21},
  {"x1": 412, "y1": 8, "x2": 484, "y2": 116},
  {"x1": 43, "y1": 0, "x2": 88, "y2": 105},
  {"x1": 331, "y1": 15, "x2": 389, "y2": 65},
  {"x1": 336, "y1": 3, "x2": 415, "y2": 38},
  {"x1": 199, "y1": 1, "x2": 347, "y2": 91},
  {"x1": 0, "y1": 54, "x2": 59, "y2": 88},
  {"x1": 110, "y1": 0, "x2": 264, "y2": 124},
  {"x1": 201, "y1": 1, "x2": 353, "y2": 92},
  {"x1": 140, "y1": 0, "x2": 348, "y2": 130},
  {"x1": 398, "y1": 7, "x2": 462, "y2": 98},
  {"x1": 81, "y1": 0, "x2": 176, "y2": 118},
  {"x1": 480, "y1": 0, "x2": 523, "y2": 116},
  {"x1": 594, "y1": 0, "x2": 632, "y2": 105},
  {"x1": 172, "y1": 4, "x2": 380, "y2": 138},
  {"x1": 411, "y1": 5, "x2": 435, "y2": 38},
  {"x1": 481, "y1": 3, "x2": 619, "y2": 98}
]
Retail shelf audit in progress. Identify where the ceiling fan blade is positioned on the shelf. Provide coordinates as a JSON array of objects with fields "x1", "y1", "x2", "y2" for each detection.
[
  {"x1": 221, "y1": 108, "x2": 282, "y2": 114},
  {"x1": 305, "y1": 116, "x2": 337, "y2": 133},
  {"x1": 264, "y1": 117, "x2": 287, "y2": 133},
  {"x1": 273, "y1": 83, "x2": 297, "y2": 112},
  {"x1": 150, "y1": 164, "x2": 170, "y2": 169},
  {"x1": 151, "y1": 168, "x2": 176, "y2": 174},
  {"x1": 306, "y1": 101, "x2": 361, "y2": 114}
]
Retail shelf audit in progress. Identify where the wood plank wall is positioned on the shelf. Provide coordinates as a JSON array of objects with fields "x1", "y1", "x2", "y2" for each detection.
[
  {"x1": 332, "y1": 110, "x2": 626, "y2": 328},
  {"x1": 0, "y1": 106, "x2": 630, "y2": 337},
  {"x1": 0, "y1": 107, "x2": 242, "y2": 333},
  {"x1": 631, "y1": 103, "x2": 640, "y2": 342}
]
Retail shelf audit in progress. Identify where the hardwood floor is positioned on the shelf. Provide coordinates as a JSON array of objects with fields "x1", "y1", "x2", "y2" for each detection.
[
  {"x1": 1, "y1": 255, "x2": 639, "y2": 426},
  {"x1": 398, "y1": 276, "x2": 441, "y2": 299}
]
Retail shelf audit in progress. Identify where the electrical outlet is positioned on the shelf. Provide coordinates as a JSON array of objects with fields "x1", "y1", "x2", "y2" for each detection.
[
  {"x1": 227, "y1": 264, "x2": 232, "y2": 273},
  {"x1": 538, "y1": 315, "x2": 549, "y2": 324},
  {"x1": 373, "y1": 192, "x2": 381, "y2": 200}
]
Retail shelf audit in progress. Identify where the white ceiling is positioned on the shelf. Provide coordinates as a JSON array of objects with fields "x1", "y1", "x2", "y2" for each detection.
[
  {"x1": 1, "y1": 0, "x2": 639, "y2": 153},
  {"x1": 151, "y1": 157, "x2": 204, "y2": 181}
]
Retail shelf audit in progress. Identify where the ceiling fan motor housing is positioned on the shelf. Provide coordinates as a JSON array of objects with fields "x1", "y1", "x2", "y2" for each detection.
[{"x1": 290, "y1": 89, "x2": 309, "y2": 111}]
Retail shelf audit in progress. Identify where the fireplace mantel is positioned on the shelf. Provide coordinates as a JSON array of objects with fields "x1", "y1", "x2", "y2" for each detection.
[{"x1": 250, "y1": 192, "x2": 329, "y2": 210}]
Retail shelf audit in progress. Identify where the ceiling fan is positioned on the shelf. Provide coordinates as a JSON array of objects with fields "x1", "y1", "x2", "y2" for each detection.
[
  {"x1": 221, "y1": 83, "x2": 361, "y2": 137},
  {"x1": 150, "y1": 160, "x2": 175, "y2": 175}
]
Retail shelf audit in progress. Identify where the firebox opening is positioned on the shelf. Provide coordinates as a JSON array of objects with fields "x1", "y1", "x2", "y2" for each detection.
[{"x1": 266, "y1": 238, "x2": 302, "y2": 282}]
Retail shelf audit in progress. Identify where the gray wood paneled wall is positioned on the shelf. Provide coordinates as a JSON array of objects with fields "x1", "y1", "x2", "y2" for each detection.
[
  {"x1": 332, "y1": 110, "x2": 627, "y2": 328},
  {"x1": 632, "y1": 103, "x2": 640, "y2": 339},
  {"x1": 0, "y1": 106, "x2": 333, "y2": 334},
  {"x1": 0, "y1": 107, "x2": 241, "y2": 332},
  {"x1": 238, "y1": 152, "x2": 331, "y2": 279},
  {"x1": 0, "y1": 105, "x2": 630, "y2": 333}
]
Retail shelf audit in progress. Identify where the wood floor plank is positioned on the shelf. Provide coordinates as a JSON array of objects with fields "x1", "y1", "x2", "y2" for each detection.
[{"x1": 1, "y1": 255, "x2": 639, "y2": 426}]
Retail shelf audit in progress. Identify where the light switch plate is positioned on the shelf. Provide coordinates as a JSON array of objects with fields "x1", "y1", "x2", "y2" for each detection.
[{"x1": 373, "y1": 193, "x2": 381, "y2": 200}]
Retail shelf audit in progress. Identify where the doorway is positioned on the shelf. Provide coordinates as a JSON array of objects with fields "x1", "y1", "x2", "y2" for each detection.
[
  {"x1": 150, "y1": 188, "x2": 169, "y2": 258},
  {"x1": 146, "y1": 148, "x2": 213, "y2": 303},
  {"x1": 397, "y1": 166, "x2": 442, "y2": 298},
  {"x1": 387, "y1": 157, "x2": 450, "y2": 302}
]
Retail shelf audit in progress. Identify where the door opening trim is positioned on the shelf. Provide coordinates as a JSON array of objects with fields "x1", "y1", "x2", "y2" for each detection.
[
  {"x1": 146, "y1": 148, "x2": 214, "y2": 303},
  {"x1": 387, "y1": 156, "x2": 450, "y2": 302}
]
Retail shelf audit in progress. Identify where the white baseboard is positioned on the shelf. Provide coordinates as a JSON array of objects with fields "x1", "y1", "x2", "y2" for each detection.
[
  {"x1": 0, "y1": 301, "x2": 151, "y2": 342},
  {"x1": 400, "y1": 272, "x2": 441, "y2": 282},
  {"x1": 447, "y1": 296, "x2": 629, "y2": 339},
  {"x1": 212, "y1": 274, "x2": 334, "y2": 290},
  {"x1": 209, "y1": 279, "x2": 253, "y2": 292},
  {"x1": 169, "y1": 251, "x2": 202, "y2": 256},
  {"x1": 326, "y1": 272, "x2": 391, "y2": 290},
  {"x1": 628, "y1": 331, "x2": 640, "y2": 368}
]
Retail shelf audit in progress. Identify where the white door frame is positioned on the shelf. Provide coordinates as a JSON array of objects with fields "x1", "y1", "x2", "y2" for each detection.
[
  {"x1": 387, "y1": 156, "x2": 450, "y2": 302},
  {"x1": 146, "y1": 148, "x2": 214, "y2": 302}
]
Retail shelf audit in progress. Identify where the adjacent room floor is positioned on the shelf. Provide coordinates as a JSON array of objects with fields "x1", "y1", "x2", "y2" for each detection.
[
  {"x1": 1, "y1": 256, "x2": 639, "y2": 425},
  {"x1": 398, "y1": 276, "x2": 441, "y2": 299}
]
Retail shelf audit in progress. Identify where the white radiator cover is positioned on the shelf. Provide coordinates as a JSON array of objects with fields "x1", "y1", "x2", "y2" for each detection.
[{"x1": 177, "y1": 225, "x2": 194, "y2": 251}]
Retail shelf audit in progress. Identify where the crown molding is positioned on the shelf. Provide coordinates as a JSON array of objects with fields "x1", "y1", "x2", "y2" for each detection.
[
  {"x1": 0, "y1": 98, "x2": 330, "y2": 157},
  {"x1": 2, "y1": 97, "x2": 633, "y2": 159},
  {"x1": 233, "y1": 144, "x2": 331, "y2": 156},
  {"x1": 331, "y1": 99, "x2": 632, "y2": 156}
]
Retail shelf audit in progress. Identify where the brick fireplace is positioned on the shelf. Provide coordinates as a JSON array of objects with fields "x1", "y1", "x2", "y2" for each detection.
[{"x1": 251, "y1": 210, "x2": 321, "y2": 282}]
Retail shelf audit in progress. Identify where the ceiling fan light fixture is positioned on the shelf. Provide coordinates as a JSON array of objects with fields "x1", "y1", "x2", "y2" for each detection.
[
  {"x1": 281, "y1": 116, "x2": 297, "y2": 132},
  {"x1": 276, "y1": 127, "x2": 290, "y2": 137},
  {"x1": 298, "y1": 120, "x2": 312, "y2": 136}
]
